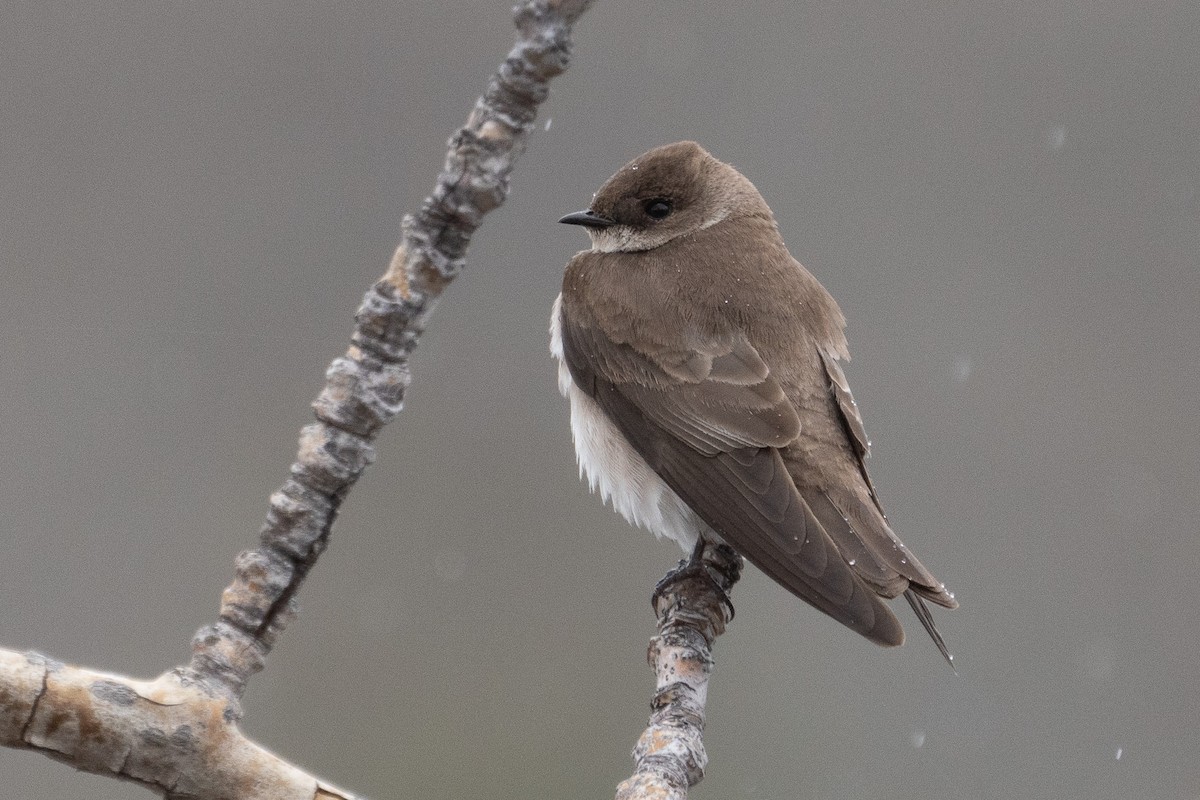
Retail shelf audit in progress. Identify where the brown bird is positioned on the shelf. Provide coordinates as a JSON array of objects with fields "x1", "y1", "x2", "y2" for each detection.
[{"x1": 550, "y1": 141, "x2": 957, "y2": 662}]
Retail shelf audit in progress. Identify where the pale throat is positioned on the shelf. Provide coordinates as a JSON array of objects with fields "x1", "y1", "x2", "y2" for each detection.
[
  {"x1": 585, "y1": 204, "x2": 733, "y2": 253},
  {"x1": 586, "y1": 225, "x2": 655, "y2": 253}
]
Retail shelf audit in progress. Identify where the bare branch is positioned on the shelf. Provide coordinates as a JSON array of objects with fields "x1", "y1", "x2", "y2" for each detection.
[
  {"x1": 186, "y1": 0, "x2": 596, "y2": 704},
  {"x1": 617, "y1": 544, "x2": 744, "y2": 800},
  {"x1": 1, "y1": 0, "x2": 595, "y2": 795},
  {"x1": 0, "y1": 649, "x2": 356, "y2": 799}
]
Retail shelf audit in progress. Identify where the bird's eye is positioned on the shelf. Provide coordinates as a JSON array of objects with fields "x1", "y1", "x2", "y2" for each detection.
[{"x1": 643, "y1": 199, "x2": 673, "y2": 220}]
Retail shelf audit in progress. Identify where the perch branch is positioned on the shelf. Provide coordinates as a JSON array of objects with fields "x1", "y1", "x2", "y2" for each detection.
[
  {"x1": 616, "y1": 543, "x2": 744, "y2": 800},
  {"x1": 0, "y1": 1, "x2": 594, "y2": 796}
]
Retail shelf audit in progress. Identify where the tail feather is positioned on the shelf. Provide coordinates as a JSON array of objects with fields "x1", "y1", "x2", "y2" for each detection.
[{"x1": 905, "y1": 589, "x2": 955, "y2": 671}]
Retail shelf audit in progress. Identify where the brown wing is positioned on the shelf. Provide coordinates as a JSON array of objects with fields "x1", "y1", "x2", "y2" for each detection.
[
  {"x1": 819, "y1": 347, "x2": 872, "y2": 463},
  {"x1": 567, "y1": 320, "x2": 800, "y2": 454},
  {"x1": 812, "y1": 348, "x2": 958, "y2": 662},
  {"x1": 814, "y1": 348, "x2": 956, "y2": 604},
  {"x1": 561, "y1": 313, "x2": 905, "y2": 646}
]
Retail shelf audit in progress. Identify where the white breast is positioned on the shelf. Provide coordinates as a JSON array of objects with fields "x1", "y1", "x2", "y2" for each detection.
[{"x1": 549, "y1": 294, "x2": 705, "y2": 551}]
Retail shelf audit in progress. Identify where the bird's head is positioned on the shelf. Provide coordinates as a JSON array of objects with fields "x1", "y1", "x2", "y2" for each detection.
[{"x1": 559, "y1": 141, "x2": 772, "y2": 253}]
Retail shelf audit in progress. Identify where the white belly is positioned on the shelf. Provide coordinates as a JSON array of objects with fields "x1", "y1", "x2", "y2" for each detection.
[{"x1": 550, "y1": 294, "x2": 706, "y2": 551}]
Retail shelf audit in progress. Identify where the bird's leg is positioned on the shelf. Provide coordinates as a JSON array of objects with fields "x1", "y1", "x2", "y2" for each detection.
[
  {"x1": 651, "y1": 537, "x2": 740, "y2": 621},
  {"x1": 651, "y1": 537, "x2": 707, "y2": 602}
]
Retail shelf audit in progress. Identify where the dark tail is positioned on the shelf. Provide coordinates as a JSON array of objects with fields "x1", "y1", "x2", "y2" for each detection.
[{"x1": 904, "y1": 589, "x2": 956, "y2": 672}]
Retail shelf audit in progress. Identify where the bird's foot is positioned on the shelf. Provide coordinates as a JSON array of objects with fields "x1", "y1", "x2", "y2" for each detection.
[{"x1": 651, "y1": 539, "x2": 740, "y2": 621}]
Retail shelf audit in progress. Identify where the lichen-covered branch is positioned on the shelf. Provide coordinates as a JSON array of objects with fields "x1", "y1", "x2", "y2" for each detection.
[
  {"x1": 187, "y1": 0, "x2": 596, "y2": 703},
  {"x1": 0, "y1": 1, "x2": 594, "y2": 796},
  {"x1": 616, "y1": 544, "x2": 744, "y2": 800}
]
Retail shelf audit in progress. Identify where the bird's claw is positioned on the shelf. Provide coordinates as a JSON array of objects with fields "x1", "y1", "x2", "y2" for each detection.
[{"x1": 651, "y1": 540, "x2": 737, "y2": 621}]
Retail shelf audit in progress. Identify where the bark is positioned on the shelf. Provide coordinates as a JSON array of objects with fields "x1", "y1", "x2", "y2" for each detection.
[
  {"x1": 0, "y1": 2, "x2": 594, "y2": 797},
  {"x1": 616, "y1": 544, "x2": 743, "y2": 800}
]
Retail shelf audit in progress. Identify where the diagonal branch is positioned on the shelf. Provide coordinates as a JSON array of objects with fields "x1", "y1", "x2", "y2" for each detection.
[
  {"x1": 0, "y1": 1, "x2": 595, "y2": 796},
  {"x1": 187, "y1": 0, "x2": 596, "y2": 705}
]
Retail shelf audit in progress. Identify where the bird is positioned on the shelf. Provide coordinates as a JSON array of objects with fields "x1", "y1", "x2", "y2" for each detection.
[{"x1": 549, "y1": 141, "x2": 957, "y2": 663}]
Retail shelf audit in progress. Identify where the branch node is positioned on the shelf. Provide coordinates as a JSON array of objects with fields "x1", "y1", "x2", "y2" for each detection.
[
  {"x1": 314, "y1": 354, "x2": 411, "y2": 437},
  {"x1": 186, "y1": 622, "x2": 266, "y2": 701},
  {"x1": 292, "y1": 423, "x2": 376, "y2": 494},
  {"x1": 261, "y1": 479, "x2": 338, "y2": 562},
  {"x1": 352, "y1": 278, "x2": 430, "y2": 361}
]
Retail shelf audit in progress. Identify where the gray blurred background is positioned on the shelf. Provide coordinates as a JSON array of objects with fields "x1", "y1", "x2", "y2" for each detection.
[{"x1": 2, "y1": 1, "x2": 1197, "y2": 797}]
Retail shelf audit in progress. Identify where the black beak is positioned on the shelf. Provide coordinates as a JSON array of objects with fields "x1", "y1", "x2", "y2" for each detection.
[{"x1": 558, "y1": 209, "x2": 616, "y2": 228}]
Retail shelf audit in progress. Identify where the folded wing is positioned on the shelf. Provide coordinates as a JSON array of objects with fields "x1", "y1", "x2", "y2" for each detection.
[{"x1": 560, "y1": 314, "x2": 905, "y2": 646}]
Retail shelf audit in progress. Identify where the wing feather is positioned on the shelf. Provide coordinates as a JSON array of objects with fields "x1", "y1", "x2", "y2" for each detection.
[
  {"x1": 814, "y1": 349, "x2": 958, "y2": 611},
  {"x1": 561, "y1": 312, "x2": 905, "y2": 645}
]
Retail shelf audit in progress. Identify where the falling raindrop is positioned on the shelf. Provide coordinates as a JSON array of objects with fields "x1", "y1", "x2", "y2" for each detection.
[
  {"x1": 953, "y1": 355, "x2": 972, "y2": 383},
  {"x1": 544, "y1": 117, "x2": 553, "y2": 131},
  {"x1": 1115, "y1": 747, "x2": 1123, "y2": 760},
  {"x1": 1046, "y1": 124, "x2": 1067, "y2": 151},
  {"x1": 911, "y1": 730, "x2": 926, "y2": 748}
]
